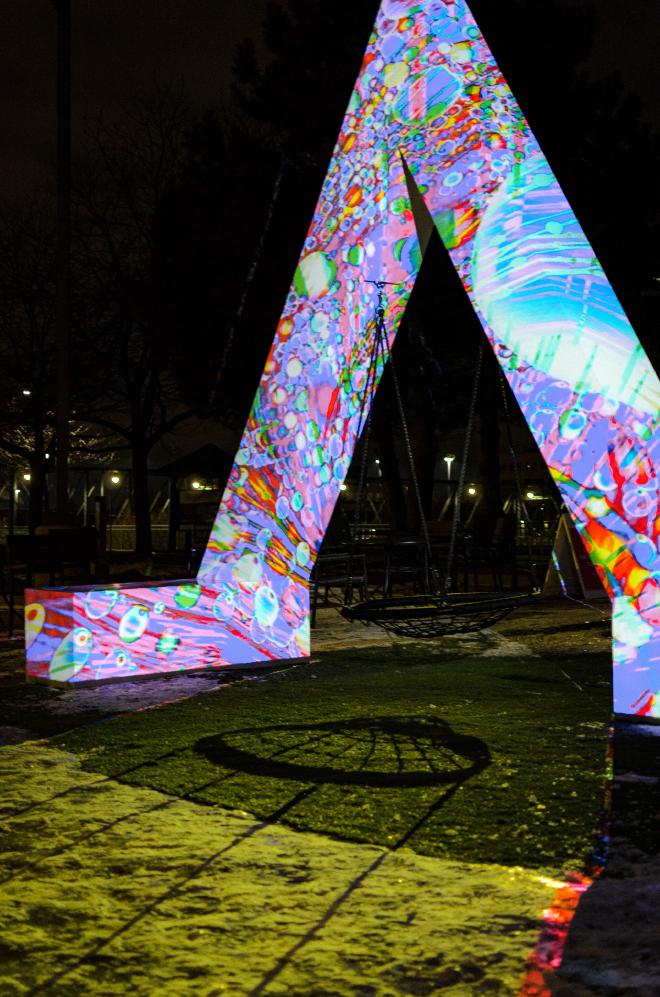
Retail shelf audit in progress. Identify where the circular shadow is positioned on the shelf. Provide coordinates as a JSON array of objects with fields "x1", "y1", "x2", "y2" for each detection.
[{"x1": 195, "y1": 716, "x2": 490, "y2": 788}]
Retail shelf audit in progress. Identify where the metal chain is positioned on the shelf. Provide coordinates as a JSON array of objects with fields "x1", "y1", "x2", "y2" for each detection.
[
  {"x1": 443, "y1": 340, "x2": 484, "y2": 594},
  {"x1": 499, "y1": 369, "x2": 540, "y2": 590},
  {"x1": 345, "y1": 303, "x2": 386, "y2": 603},
  {"x1": 371, "y1": 290, "x2": 441, "y2": 594},
  {"x1": 212, "y1": 163, "x2": 284, "y2": 404},
  {"x1": 352, "y1": 317, "x2": 382, "y2": 538}
]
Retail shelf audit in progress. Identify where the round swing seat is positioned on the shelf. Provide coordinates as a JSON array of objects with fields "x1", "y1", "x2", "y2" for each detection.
[{"x1": 340, "y1": 591, "x2": 540, "y2": 638}]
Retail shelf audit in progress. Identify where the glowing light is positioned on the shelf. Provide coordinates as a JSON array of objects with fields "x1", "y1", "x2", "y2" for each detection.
[
  {"x1": 535, "y1": 875, "x2": 570, "y2": 891},
  {"x1": 526, "y1": 491, "x2": 536, "y2": 500},
  {"x1": 191, "y1": 480, "x2": 202, "y2": 490},
  {"x1": 467, "y1": 486, "x2": 477, "y2": 497},
  {"x1": 22, "y1": 389, "x2": 31, "y2": 396},
  {"x1": 23, "y1": 472, "x2": 31, "y2": 482},
  {"x1": 444, "y1": 455, "x2": 455, "y2": 479},
  {"x1": 109, "y1": 474, "x2": 121, "y2": 485}
]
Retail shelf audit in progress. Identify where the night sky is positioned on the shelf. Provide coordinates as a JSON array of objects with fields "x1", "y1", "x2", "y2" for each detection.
[
  {"x1": 0, "y1": 0, "x2": 270, "y2": 202},
  {"x1": 1, "y1": 0, "x2": 660, "y2": 205}
]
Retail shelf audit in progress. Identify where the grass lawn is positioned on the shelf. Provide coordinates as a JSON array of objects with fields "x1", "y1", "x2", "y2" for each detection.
[{"x1": 52, "y1": 642, "x2": 612, "y2": 873}]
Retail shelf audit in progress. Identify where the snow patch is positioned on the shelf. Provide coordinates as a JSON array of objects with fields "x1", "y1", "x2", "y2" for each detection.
[
  {"x1": 45, "y1": 674, "x2": 225, "y2": 716},
  {"x1": 0, "y1": 743, "x2": 556, "y2": 995}
]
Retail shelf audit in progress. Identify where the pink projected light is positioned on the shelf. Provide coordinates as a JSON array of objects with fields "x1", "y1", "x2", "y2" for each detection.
[{"x1": 26, "y1": 1, "x2": 660, "y2": 719}]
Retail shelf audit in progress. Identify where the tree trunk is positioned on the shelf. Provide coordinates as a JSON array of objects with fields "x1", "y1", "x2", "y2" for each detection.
[
  {"x1": 28, "y1": 422, "x2": 46, "y2": 534},
  {"x1": 131, "y1": 443, "x2": 152, "y2": 556},
  {"x1": 477, "y1": 358, "x2": 503, "y2": 545}
]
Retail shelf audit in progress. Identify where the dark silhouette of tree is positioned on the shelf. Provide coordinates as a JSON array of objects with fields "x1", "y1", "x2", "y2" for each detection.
[
  {"x1": 71, "y1": 92, "x2": 196, "y2": 555},
  {"x1": 0, "y1": 206, "x2": 56, "y2": 531},
  {"x1": 0, "y1": 205, "x2": 119, "y2": 532},
  {"x1": 233, "y1": 1, "x2": 380, "y2": 167},
  {"x1": 150, "y1": 2, "x2": 383, "y2": 435},
  {"x1": 153, "y1": 111, "x2": 288, "y2": 429}
]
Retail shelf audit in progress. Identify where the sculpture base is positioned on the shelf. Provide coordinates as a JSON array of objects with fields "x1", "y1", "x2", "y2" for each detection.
[{"x1": 25, "y1": 578, "x2": 310, "y2": 685}]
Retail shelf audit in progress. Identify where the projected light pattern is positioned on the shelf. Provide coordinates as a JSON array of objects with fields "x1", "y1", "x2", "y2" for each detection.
[
  {"x1": 27, "y1": 1, "x2": 660, "y2": 718},
  {"x1": 24, "y1": 578, "x2": 309, "y2": 683}
]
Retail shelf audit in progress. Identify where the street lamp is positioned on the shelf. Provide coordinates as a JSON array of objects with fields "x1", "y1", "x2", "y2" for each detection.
[
  {"x1": 106, "y1": 472, "x2": 121, "y2": 550},
  {"x1": 443, "y1": 454, "x2": 455, "y2": 479}
]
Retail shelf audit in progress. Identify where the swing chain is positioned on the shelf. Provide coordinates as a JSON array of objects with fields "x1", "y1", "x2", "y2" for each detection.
[
  {"x1": 212, "y1": 163, "x2": 285, "y2": 408},
  {"x1": 498, "y1": 371, "x2": 540, "y2": 591},
  {"x1": 443, "y1": 340, "x2": 484, "y2": 594},
  {"x1": 371, "y1": 284, "x2": 441, "y2": 595},
  {"x1": 352, "y1": 324, "x2": 381, "y2": 537},
  {"x1": 351, "y1": 283, "x2": 391, "y2": 536}
]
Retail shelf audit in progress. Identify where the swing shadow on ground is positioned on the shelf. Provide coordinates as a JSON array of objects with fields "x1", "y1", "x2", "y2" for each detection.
[
  {"x1": 195, "y1": 715, "x2": 490, "y2": 790},
  {"x1": 194, "y1": 715, "x2": 491, "y2": 995}
]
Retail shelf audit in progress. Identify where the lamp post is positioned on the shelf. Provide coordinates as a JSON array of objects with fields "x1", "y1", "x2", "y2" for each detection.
[
  {"x1": 443, "y1": 454, "x2": 455, "y2": 479},
  {"x1": 107, "y1": 473, "x2": 121, "y2": 550}
]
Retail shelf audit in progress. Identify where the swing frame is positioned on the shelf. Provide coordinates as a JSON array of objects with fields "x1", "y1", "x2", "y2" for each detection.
[{"x1": 24, "y1": 1, "x2": 660, "y2": 721}]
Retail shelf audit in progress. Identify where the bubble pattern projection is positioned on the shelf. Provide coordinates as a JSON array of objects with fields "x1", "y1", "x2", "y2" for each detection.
[{"x1": 26, "y1": 0, "x2": 660, "y2": 717}]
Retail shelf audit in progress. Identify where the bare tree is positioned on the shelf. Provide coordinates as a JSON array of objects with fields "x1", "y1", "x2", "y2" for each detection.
[
  {"x1": 71, "y1": 91, "x2": 196, "y2": 555},
  {"x1": 0, "y1": 205, "x2": 59, "y2": 530},
  {"x1": 0, "y1": 204, "x2": 120, "y2": 530}
]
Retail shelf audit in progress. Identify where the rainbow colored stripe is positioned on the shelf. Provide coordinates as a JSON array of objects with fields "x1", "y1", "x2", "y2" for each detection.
[{"x1": 26, "y1": 1, "x2": 660, "y2": 718}]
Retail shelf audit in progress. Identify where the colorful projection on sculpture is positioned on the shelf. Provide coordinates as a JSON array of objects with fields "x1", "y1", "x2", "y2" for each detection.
[{"x1": 26, "y1": 1, "x2": 660, "y2": 718}]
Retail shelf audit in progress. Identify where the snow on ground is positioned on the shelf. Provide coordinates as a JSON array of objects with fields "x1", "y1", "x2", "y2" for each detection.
[
  {"x1": 4, "y1": 599, "x2": 650, "y2": 994},
  {"x1": 0, "y1": 743, "x2": 556, "y2": 996},
  {"x1": 44, "y1": 672, "x2": 230, "y2": 717}
]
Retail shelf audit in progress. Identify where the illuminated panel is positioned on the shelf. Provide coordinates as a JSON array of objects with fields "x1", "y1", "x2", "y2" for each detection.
[{"x1": 27, "y1": 1, "x2": 660, "y2": 718}]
